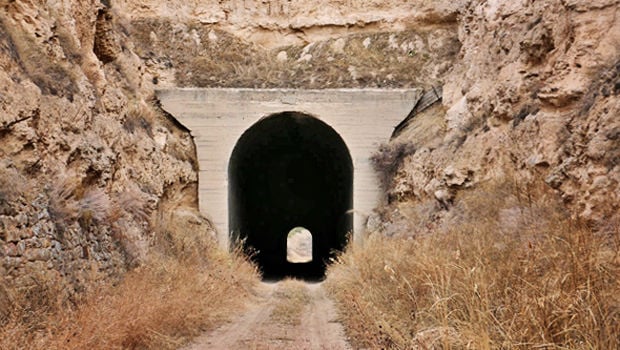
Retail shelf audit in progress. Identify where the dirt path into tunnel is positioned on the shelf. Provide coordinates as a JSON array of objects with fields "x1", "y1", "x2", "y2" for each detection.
[{"x1": 180, "y1": 280, "x2": 351, "y2": 350}]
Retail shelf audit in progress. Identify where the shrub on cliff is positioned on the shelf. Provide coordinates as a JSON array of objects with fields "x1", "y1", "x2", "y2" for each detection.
[{"x1": 370, "y1": 141, "x2": 416, "y2": 191}]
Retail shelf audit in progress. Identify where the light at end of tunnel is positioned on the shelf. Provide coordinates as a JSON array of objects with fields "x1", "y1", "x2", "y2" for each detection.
[{"x1": 286, "y1": 227, "x2": 313, "y2": 263}]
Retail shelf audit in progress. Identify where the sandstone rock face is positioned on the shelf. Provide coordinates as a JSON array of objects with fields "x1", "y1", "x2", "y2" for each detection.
[
  {"x1": 0, "y1": 0, "x2": 206, "y2": 291},
  {"x1": 387, "y1": 0, "x2": 620, "y2": 231},
  {"x1": 115, "y1": 0, "x2": 465, "y2": 47},
  {"x1": 118, "y1": 0, "x2": 462, "y2": 89}
]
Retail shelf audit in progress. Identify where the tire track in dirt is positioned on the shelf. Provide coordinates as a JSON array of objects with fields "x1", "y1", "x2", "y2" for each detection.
[{"x1": 180, "y1": 280, "x2": 351, "y2": 350}]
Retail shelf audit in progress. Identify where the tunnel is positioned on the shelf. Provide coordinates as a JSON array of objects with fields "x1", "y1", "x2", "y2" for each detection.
[{"x1": 228, "y1": 111, "x2": 353, "y2": 280}]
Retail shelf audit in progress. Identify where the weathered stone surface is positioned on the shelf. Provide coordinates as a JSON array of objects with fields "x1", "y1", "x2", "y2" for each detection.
[
  {"x1": 386, "y1": 0, "x2": 620, "y2": 230},
  {"x1": 0, "y1": 0, "x2": 204, "y2": 293},
  {"x1": 4, "y1": 243, "x2": 18, "y2": 257},
  {"x1": 93, "y1": 9, "x2": 121, "y2": 64},
  {"x1": 276, "y1": 51, "x2": 288, "y2": 62},
  {"x1": 24, "y1": 248, "x2": 51, "y2": 262}
]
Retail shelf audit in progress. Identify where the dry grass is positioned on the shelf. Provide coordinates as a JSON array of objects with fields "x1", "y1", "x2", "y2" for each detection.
[
  {"x1": 47, "y1": 173, "x2": 114, "y2": 228},
  {"x1": 77, "y1": 188, "x2": 113, "y2": 226},
  {"x1": 47, "y1": 173, "x2": 83, "y2": 223},
  {"x1": 48, "y1": 173, "x2": 153, "y2": 232},
  {"x1": 111, "y1": 184, "x2": 151, "y2": 223},
  {"x1": 3, "y1": 175, "x2": 259, "y2": 349},
  {"x1": 123, "y1": 102, "x2": 156, "y2": 138},
  {"x1": 327, "y1": 179, "x2": 620, "y2": 349},
  {"x1": 0, "y1": 242, "x2": 259, "y2": 350},
  {"x1": 130, "y1": 19, "x2": 459, "y2": 89}
]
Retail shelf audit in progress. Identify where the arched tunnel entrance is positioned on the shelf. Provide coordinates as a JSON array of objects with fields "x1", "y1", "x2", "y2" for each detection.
[{"x1": 229, "y1": 111, "x2": 353, "y2": 280}]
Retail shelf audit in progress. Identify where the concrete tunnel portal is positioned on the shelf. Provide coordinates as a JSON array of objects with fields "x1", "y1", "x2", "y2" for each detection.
[
  {"x1": 156, "y1": 88, "x2": 424, "y2": 279},
  {"x1": 229, "y1": 111, "x2": 353, "y2": 279}
]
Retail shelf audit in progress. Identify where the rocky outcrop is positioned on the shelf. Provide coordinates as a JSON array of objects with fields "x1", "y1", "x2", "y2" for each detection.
[
  {"x1": 93, "y1": 8, "x2": 121, "y2": 64},
  {"x1": 115, "y1": 0, "x2": 465, "y2": 47},
  {"x1": 119, "y1": 0, "x2": 462, "y2": 89},
  {"x1": 385, "y1": 0, "x2": 620, "y2": 232},
  {"x1": 0, "y1": 0, "x2": 206, "y2": 292}
]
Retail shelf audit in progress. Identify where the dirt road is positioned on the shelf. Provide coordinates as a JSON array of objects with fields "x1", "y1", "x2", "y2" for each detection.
[{"x1": 181, "y1": 280, "x2": 351, "y2": 350}]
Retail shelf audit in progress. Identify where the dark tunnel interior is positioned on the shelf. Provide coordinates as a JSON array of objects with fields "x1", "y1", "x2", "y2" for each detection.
[{"x1": 228, "y1": 111, "x2": 353, "y2": 280}]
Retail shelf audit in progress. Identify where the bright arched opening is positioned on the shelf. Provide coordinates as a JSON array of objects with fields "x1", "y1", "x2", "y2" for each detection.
[{"x1": 287, "y1": 227, "x2": 313, "y2": 263}]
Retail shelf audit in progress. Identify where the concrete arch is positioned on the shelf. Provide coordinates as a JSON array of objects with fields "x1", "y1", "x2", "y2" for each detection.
[
  {"x1": 229, "y1": 111, "x2": 352, "y2": 279},
  {"x1": 157, "y1": 88, "x2": 422, "y2": 257}
]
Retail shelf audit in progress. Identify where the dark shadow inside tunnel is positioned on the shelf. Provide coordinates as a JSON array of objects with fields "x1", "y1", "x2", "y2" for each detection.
[{"x1": 228, "y1": 111, "x2": 353, "y2": 280}]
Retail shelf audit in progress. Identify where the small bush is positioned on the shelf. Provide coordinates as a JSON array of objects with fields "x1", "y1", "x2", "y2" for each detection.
[
  {"x1": 0, "y1": 270, "x2": 71, "y2": 329},
  {"x1": 104, "y1": 185, "x2": 152, "y2": 265},
  {"x1": 77, "y1": 188, "x2": 112, "y2": 227},
  {"x1": 370, "y1": 141, "x2": 416, "y2": 190},
  {"x1": 47, "y1": 174, "x2": 81, "y2": 223},
  {"x1": 111, "y1": 185, "x2": 151, "y2": 223}
]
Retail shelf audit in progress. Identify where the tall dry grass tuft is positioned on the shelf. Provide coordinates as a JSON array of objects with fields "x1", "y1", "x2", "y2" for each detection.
[
  {"x1": 47, "y1": 173, "x2": 114, "y2": 229},
  {"x1": 47, "y1": 173, "x2": 82, "y2": 223},
  {"x1": 327, "y1": 179, "x2": 620, "y2": 349},
  {"x1": 111, "y1": 184, "x2": 151, "y2": 223},
  {"x1": 123, "y1": 102, "x2": 156, "y2": 138},
  {"x1": 77, "y1": 188, "x2": 112, "y2": 226},
  {"x1": 2, "y1": 168, "x2": 259, "y2": 349},
  {"x1": 0, "y1": 240, "x2": 258, "y2": 350}
]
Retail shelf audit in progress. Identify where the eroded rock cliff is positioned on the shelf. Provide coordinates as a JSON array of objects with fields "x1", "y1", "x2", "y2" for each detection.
[
  {"x1": 119, "y1": 0, "x2": 462, "y2": 88},
  {"x1": 0, "y1": 0, "x2": 208, "y2": 291},
  {"x1": 385, "y1": 0, "x2": 620, "y2": 235}
]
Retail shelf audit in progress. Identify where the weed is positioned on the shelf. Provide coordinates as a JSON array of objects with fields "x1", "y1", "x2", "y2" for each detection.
[
  {"x1": 270, "y1": 279, "x2": 311, "y2": 326},
  {"x1": 47, "y1": 173, "x2": 113, "y2": 229},
  {"x1": 77, "y1": 188, "x2": 112, "y2": 228},
  {"x1": 111, "y1": 184, "x2": 151, "y2": 223},
  {"x1": 47, "y1": 173, "x2": 81, "y2": 223}
]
